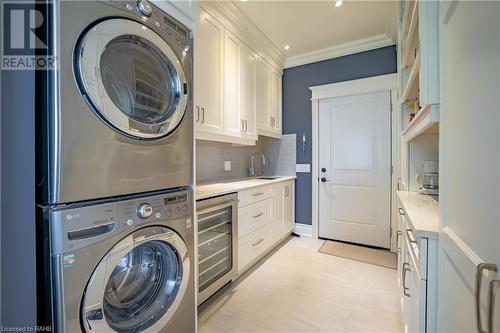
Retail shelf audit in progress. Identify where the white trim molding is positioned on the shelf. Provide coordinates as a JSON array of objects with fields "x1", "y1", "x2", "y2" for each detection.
[
  {"x1": 294, "y1": 223, "x2": 313, "y2": 238},
  {"x1": 309, "y1": 74, "x2": 400, "y2": 252},
  {"x1": 284, "y1": 34, "x2": 395, "y2": 69}
]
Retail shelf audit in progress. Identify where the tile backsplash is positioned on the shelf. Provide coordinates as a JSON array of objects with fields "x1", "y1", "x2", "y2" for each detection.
[
  {"x1": 196, "y1": 140, "x2": 263, "y2": 183},
  {"x1": 196, "y1": 135, "x2": 297, "y2": 184}
]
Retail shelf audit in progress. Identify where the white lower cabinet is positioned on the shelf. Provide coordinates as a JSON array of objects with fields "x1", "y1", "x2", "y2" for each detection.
[
  {"x1": 397, "y1": 203, "x2": 437, "y2": 333},
  {"x1": 237, "y1": 180, "x2": 295, "y2": 274}
]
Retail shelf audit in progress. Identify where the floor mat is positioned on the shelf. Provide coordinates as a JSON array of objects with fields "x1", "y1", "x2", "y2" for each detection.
[{"x1": 318, "y1": 240, "x2": 397, "y2": 269}]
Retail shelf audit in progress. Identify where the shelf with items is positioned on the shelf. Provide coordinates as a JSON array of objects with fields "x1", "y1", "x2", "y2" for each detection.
[
  {"x1": 403, "y1": 104, "x2": 439, "y2": 142},
  {"x1": 401, "y1": 52, "x2": 420, "y2": 104},
  {"x1": 401, "y1": 0, "x2": 419, "y2": 68}
]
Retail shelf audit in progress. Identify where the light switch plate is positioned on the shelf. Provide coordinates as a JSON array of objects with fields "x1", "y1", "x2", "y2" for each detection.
[
  {"x1": 296, "y1": 164, "x2": 311, "y2": 173},
  {"x1": 224, "y1": 161, "x2": 231, "y2": 171}
]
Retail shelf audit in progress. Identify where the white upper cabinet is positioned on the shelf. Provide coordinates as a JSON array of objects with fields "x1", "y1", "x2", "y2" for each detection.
[
  {"x1": 223, "y1": 30, "x2": 242, "y2": 138},
  {"x1": 256, "y1": 58, "x2": 282, "y2": 138},
  {"x1": 256, "y1": 58, "x2": 271, "y2": 132},
  {"x1": 194, "y1": 9, "x2": 224, "y2": 136},
  {"x1": 195, "y1": 5, "x2": 284, "y2": 144},
  {"x1": 240, "y1": 42, "x2": 257, "y2": 141}
]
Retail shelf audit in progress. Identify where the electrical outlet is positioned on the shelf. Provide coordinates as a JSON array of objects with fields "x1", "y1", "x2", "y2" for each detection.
[{"x1": 224, "y1": 161, "x2": 231, "y2": 171}]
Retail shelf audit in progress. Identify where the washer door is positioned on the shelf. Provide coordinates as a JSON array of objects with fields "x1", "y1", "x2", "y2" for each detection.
[
  {"x1": 76, "y1": 18, "x2": 188, "y2": 139},
  {"x1": 82, "y1": 226, "x2": 190, "y2": 333}
]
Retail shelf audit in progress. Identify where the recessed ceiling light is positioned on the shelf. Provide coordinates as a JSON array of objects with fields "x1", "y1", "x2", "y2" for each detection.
[
  {"x1": 334, "y1": 0, "x2": 344, "y2": 7},
  {"x1": 284, "y1": 45, "x2": 291, "y2": 50}
]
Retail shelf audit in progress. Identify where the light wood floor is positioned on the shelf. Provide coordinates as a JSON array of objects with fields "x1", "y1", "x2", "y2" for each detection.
[{"x1": 198, "y1": 237, "x2": 403, "y2": 333}]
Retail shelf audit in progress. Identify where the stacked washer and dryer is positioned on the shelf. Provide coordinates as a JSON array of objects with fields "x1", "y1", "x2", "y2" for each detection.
[{"x1": 38, "y1": 1, "x2": 195, "y2": 332}]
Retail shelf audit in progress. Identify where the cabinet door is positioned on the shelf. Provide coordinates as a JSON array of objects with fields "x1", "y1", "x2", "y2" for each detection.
[
  {"x1": 240, "y1": 42, "x2": 257, "y2": 141},
  {"x1": 283, "y1": 181, "x2": 294, "y2": 232},
  {"x1": 256, "y1": 58, "x2": 271, "y2": 131},
  {"x1": 272, "y1": 183, "x2": 284, "y2": 242},
  {"x1": 223, "y1": 30, "x2": 242, "y2": 138},
  {"x1": 437, "y1": 2, "x2": 500, "y2": 332},
  {"x1": 195, "y1": 10, "x2": 224, "y2": 135},
  {"x1": 269, "y1": 68, "x2": 282, "y2": 134}
]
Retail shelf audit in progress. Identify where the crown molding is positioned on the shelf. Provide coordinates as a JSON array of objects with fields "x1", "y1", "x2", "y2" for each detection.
[
  {"x1": 284, "y1": 34, "x2": 395, "y2": 69},
  {"x1": 200, "y1": 1, "x2": 286, "y2": 72}
]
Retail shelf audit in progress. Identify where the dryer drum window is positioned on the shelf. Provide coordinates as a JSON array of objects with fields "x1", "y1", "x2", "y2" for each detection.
[
  {"x1": 76, "y1": 19, "x2": 188, "y2": 140},
  {"x1": 102, "y1": 240, "x2": 181, "y2": 332}
]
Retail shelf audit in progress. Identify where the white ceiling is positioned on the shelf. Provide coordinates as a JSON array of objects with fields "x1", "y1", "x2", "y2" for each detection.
[{"x1": 234, "y1": 0, "x2": 398, "y2": 60}]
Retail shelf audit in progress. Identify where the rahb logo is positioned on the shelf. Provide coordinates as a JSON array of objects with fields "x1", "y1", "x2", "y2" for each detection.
[{"x1": 1, "y1": 1, "x2": 55, "y2": 70}]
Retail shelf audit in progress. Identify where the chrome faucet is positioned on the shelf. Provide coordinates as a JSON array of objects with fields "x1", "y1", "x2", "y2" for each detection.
[{"x1": 249, "y1": 152, "x2": 266, "y2": 177}]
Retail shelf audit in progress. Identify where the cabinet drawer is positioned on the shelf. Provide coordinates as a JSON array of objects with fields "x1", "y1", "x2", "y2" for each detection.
[
  {"x1": 238, "y1": 198, "x2": 273, "y2": 239},
  {"x1": 238, "y1": 224, "x2": 273, "y2": 272},
  {"x1": 238, "y1": 186, "x2": 273, "y2": 207}
]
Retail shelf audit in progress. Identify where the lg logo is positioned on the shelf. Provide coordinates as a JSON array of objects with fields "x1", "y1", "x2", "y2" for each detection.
[{"x1": 1, "y1": 2, "x2": 54, "y2": 69}]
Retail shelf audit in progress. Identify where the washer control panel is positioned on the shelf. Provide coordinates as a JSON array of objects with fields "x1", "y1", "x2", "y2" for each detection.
[
  {"x1": 137, "y1": 203, "x2": 153, "y2": 219},
  {"x1": 137, "y1": 0, "x2": 153, "y2": 17},
  {"x1": 118, "y1": 192, "x2": 191, "y2": 228}
]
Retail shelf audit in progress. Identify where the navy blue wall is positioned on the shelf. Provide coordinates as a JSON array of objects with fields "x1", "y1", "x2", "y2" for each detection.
[
  {"x1": 282, "y1": 46, "x2": 397, "y2": 225},
  {"x1": 1, "y1": 70, "x2": 37, "y2": 326}
]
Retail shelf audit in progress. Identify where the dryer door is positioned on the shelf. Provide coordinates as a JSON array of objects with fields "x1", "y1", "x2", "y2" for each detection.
[
  {"x1": 76, "y1": 18, "x2": 188, "y2": 140},
  {"x1": 82, "y1": 226, "x2": 190, "y2": 333}
]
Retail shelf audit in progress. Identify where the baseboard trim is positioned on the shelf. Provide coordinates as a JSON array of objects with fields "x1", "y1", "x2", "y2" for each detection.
[{"x1": 294, "y1": 223, "x2": 313, "y2": 238}]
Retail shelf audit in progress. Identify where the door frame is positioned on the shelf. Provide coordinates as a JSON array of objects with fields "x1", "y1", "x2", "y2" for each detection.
[{"x1": 309, "y1": 73, "x2": 400, "y2": 252}]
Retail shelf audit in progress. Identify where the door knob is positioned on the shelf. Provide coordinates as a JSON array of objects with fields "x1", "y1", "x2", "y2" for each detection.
[
  {"x1": 321, "y1": 168, "x2": 326, "y2": 172},
  {"x1": 321, "y1": 177, "x2": 330, "y2": 183}
]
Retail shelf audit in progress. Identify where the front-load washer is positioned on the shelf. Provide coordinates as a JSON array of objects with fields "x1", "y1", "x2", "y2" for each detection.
[
  {"x1": 47, "y1": 189, "x2": 195, "y2": 332},
  {"x1": 39, "y1": 0, "x2": 193, "y2": 204}
]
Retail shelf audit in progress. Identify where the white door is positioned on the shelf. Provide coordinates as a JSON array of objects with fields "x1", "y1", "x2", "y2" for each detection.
[
  {"x1": 194, "y1": 10, "x2": 224, "y2": 135},
  {"x1": 318, "y1": 91, "x2": 391, "y2": 248},
  {"x1": 240, "y1": 42, "x2": 257, "y2": 141},
  {"x1": 438, "y1": 2, "x2": 500, "y2": 332}
]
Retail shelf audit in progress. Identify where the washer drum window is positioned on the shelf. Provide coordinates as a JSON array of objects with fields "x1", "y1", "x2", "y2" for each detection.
[{"x1": 81, "y1": 227, "x2": 190, "y2": 333}]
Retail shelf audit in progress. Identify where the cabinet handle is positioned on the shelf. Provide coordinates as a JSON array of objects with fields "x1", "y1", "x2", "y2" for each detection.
[
  {"x1": 402, "y1": 262, "x2": 411, "y2": 297},
  {"x1": 241, "y1": 119, "x2": 245, "y2": 132},
  {"x1": 196, "y1": 106, "x2": 200, "y2": 122},
  {"x1": 252, "y1": 238, "x2": 264, "y2": 246},
  {"x1": 252, "y1": 192, "x2": 264, "y2": 197},
  {"x1": 201, "y1": 107, "x2": 205, "y2": 123},
  {"x1": 488, "y1": 280, "x2": 500, "y2": 333},
  {"x1": 396, "y1": 231, "x2": 402, "y2": 253},
  {"x1": 252, "y1": 212, "x2": 264, "y2": 219},
  {"x1": 245, "y1": 120, "x2": 248, "y2": 133},
  {"x1": 476, "y1": 263, "x2": 498, "y2": 333},
  {"x1": 406, "y1": 228, "x2": 418, "y2": 244},
  {"x1": 398, "y1": 208, "x2": 405, "y2": 216},
  {"x1": 284, "y1": 186, "x2": 289, "y2": 197}
]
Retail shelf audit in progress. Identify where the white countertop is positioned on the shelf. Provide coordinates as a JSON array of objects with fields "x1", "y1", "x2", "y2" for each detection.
[
  {"x1": 397, "y1": 191, "x2": 440, "y2": 239},
  {"x1": 196, "y1": 176, "x2": 296, "y2": 200}
]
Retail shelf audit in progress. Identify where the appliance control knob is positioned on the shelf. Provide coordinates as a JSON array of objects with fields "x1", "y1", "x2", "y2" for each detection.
[
  {"x1": 126, "y1": 219, "x2": 134, "y2": 226},
  {"x1": 137, "y1": 203, "x2": 153, "y2": 219},
  {"x1": 137, "y1": 0, "x2": 153, "y2": 17}
]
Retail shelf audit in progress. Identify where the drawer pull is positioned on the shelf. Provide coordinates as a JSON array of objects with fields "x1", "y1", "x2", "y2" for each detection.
[
  {"x1": 252, "y1": 238, "x2": 264, "y2": 246},
  {"x1": 398, "y1": 208, "x2": 405, "y2": 215},
  {"x1": 406, "y1": 228, "x2": 418, "y2": 244},
  {"x1": 403, "y1": 262, "x2": 411, "y2": 297},
  {"x1": 252, "y1": 212, "x2": 264, "y2": 219},
  {"x1": 252, "y1": 192, "x2": 264, "y2": 197}
]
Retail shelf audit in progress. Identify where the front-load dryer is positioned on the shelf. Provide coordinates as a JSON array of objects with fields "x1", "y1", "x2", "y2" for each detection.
[
  {"x1": 47, "y1": 189, "x2": 195, "y2": 332},
  {"x1": 40, "y1": 0, "x2": 193, "y2": 204}
]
